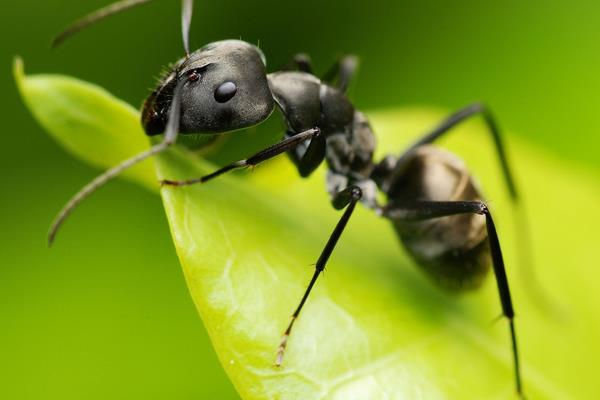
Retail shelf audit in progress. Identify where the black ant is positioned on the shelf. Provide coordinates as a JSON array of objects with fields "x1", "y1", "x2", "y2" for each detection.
[{"x1": 47, "y1": 0, "x2": 524, "y2": 397}]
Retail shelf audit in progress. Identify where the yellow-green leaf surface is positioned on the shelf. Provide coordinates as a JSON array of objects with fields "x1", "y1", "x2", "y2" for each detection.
[{"x1": 16, "y1": 60, "x2": 600, "y2": 399}]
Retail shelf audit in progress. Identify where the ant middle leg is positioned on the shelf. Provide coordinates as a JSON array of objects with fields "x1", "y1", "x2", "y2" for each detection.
[{"x1": 276, "y1": 185, "x2": 362, "y2": 366}]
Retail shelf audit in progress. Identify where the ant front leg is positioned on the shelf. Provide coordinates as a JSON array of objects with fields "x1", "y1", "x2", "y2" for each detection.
[
  {"x1": 160, "y1": 127, "x2": 322, "y2": 186},
  {"x1": 284, "y1": 127, "x2": 327, "y2": 178},
  {"x1": 276, "y1": 185, "x2": 362, "y2": 366},
  {"x1": 383, "y1": 200, "x2": 524, "y2": 398}
]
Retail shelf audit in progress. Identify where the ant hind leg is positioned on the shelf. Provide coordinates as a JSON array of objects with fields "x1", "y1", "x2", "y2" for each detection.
[{"x1": 383, "y1": 200, "x2": 524, "y2": 398}]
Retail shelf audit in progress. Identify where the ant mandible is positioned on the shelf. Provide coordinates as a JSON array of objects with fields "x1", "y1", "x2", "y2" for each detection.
[{"x1": 48, "y1": 0, "x2": 524, "y2": 396}]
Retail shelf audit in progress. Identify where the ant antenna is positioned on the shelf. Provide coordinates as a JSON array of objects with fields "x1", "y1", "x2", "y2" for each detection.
[
  {"x1": 47, "y1": 80, "x2": 185, "y2": 246},
  {"x1": 52, "y1": 0, "x2": 195, "y2": 53},
  {"x1": 52, "y1": 0, "x2": 154, "y2": 48},
  {"x1": 48, "y1": 1, "x2": 196, "y2": 245},
  {"x1": 182, "y1": 0, "x2": 193, "y2": 58}
]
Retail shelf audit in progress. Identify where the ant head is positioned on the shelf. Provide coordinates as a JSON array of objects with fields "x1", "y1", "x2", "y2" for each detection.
[{"x1": 142, "y1": 40, "x2": 274, "y2": 136}]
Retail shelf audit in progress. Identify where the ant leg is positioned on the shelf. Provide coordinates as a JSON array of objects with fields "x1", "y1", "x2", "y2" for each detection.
[
  {"x1": 161, "y1": 127, "x2": 321, "y2": 186},
  {"x1": 281, "y1": 53, "x2": 314, "y2": 73},
  {"x1": 181, "y1": 0, "x2": 193, "y2": 57},
  {"x1": 284, "y1": 129, "x2": 327, "y2": 178},
  {"x1": 321, "y1": 55, "x2": 359, "y2": 93},
  {"x1": 383, "y1": 200, "x2": 524, "y2": 398},
  {"x1": 276, "y1": 186, "x2": 362, "y2": 366},
  {"x1": 47, "y1": 80, "x2": 186, "y2": 246},
  {"x1": 392, "y1": 103, "x2": 517, "y2": 200}
]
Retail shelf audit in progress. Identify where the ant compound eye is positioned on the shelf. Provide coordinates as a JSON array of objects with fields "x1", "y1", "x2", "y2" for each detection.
[
  {"x1": 214, "y1": 81, "x2": 237, "y2": 103},
  {"x1": 187, "y1": 70, "x2": 200, "y2": 82}
]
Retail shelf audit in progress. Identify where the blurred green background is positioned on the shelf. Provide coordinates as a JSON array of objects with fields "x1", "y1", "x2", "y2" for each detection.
[{"x1": 2, "y1": 0, "x2": 599, "y2": 399}]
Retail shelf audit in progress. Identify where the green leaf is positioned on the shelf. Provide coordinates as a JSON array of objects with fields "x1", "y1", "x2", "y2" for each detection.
[
  {"x1": 13, "y1": 57, "x2": 156, "y2": 191},
  {"x1": 16, "y1": 59, "x2": 599, "y2": 399}
]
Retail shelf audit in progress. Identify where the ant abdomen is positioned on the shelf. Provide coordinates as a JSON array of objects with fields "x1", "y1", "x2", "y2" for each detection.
[{"x1": 386, "y1": 146, "x2": 491, "y2": 290}]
